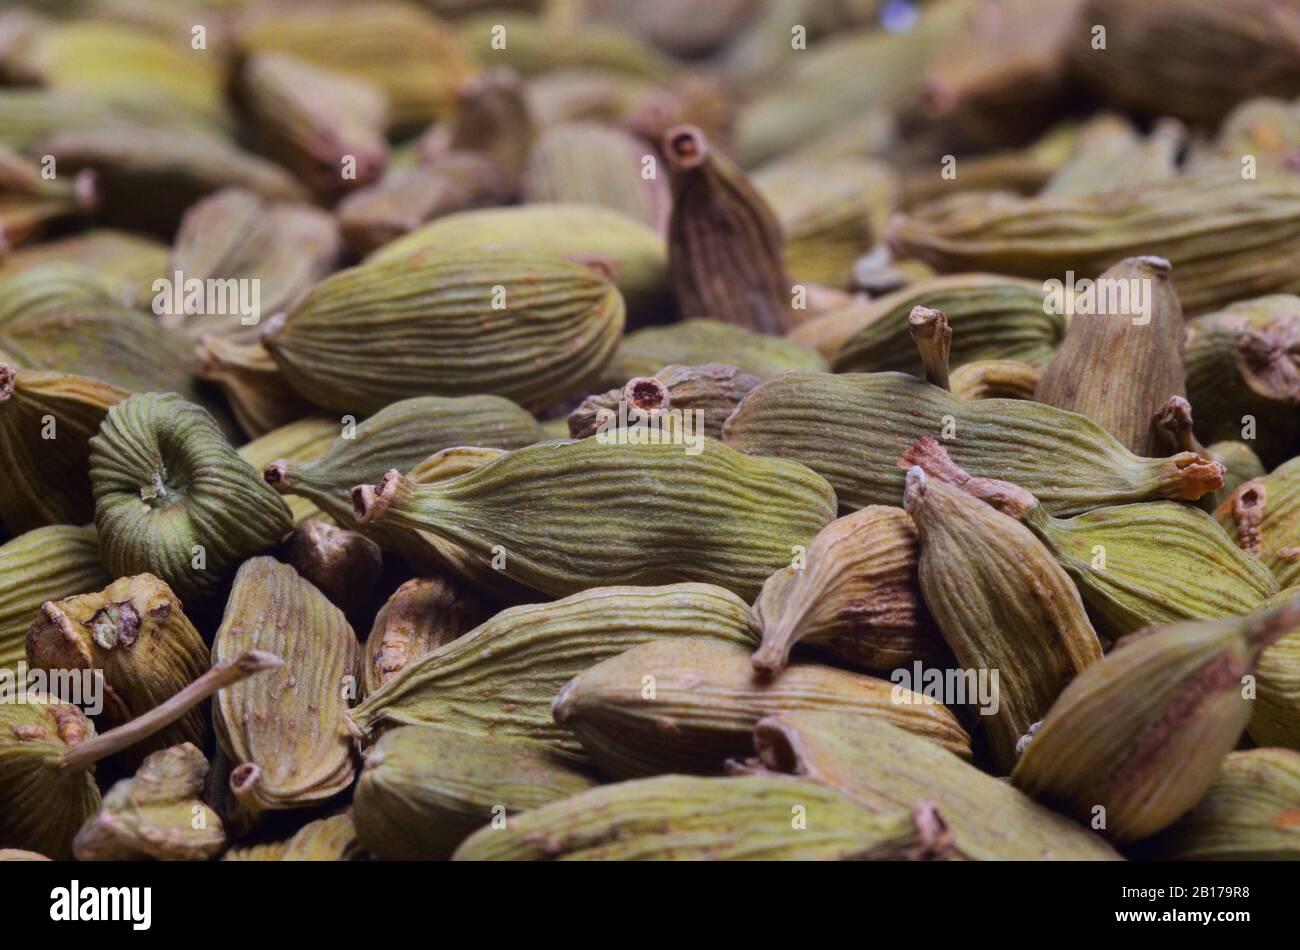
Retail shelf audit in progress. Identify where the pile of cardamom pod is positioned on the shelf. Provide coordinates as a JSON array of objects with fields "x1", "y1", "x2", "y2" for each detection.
[{"x1": 2, "y1": 0, "x2": 1299, "y2": 863}]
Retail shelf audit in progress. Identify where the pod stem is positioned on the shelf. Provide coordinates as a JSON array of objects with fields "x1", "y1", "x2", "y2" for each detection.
[
  {"x1": 262, "y1": 459, "x2": 293, "y2": 493},
  {"x1": 1152, "y1": 395, "x2": 1207, "y2": 456},
  {"x1": 352, "y1": 469, "x2": 406, "y2": 526},
  {"x1": 1247, "y1": 598, "x2": 1300, "y2": 652},
  {"x1": 1156, "y1": 452, "x2": 1226, "y2": 503},
  {"x1": 59, "y1": 651, "x2": 283, "y2": 773},
  {"x1": 0, "y1": 362, "x2": 14, "y2": 401},
  {"x1": 908, "y1": 306, "x2": 951, "y2": 391},
  {"x1": 1228, "y1": 479, "x2": 1266, "y2": 556},
  {"x1": 899, "y1": 437, "x2": 1035, "y2": 519}
]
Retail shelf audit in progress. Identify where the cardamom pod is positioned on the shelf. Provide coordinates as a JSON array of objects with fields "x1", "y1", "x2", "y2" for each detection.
[
  {"x1": 287, "y1": 520, "x2": 384, "y2": 615},
  {"x1": 949, "y1": 359, "x2": 1041, "y2": 400},
  {"x1": 0, "y1": 143, "x2": 97, "y2": 248},
  {"x1": 903, "y1": 466, "x2": 1102, "y2": 773},
  {"x1": 25, "y1": 574, "x2": 210, "y2": 768},
  {"x1": 723, "y1": 370, "x2": 1223, "y2": 514},
  {"x1": 195, "y1": 336, "x2": 315, "y2": 440},
  {"x1": 554, "y1": 637, "x2": 971, "y2": 779},
  {"x1": 0, "y1": 229, "x2": 169, "y2": 303},
  {"x1": 221, "y1": 812, "x2": 360, "y2": 861},
  {"x1": 212, "y1": 557, "x2": 360, "y2": 820},
  {"x1": 235, "y1": 414, "x2": 338, "y2": 526},
  {"x1": 731, "y1": 712, "x2": 1121, "y2": 860},
  {"x1": 1011, "y1": 601, "x2": 1300, "y2": 842},
  {"x1": 903, "y1": 437, "x2": 1278, "y2": 639},
  {"x1": 362, "y1": 575, "x2": 486, "y2": 698},
  {"x1": 348, "y1": 583, "x2": 757, "y2": 763},
  {"x1": 89, "y1": 393, "x2": 293, "y2": 603},
  {"x1": 1250, "y1": 587, "x2": 1300, "y2": 750},
  {"x1": 568, "y1": 364, "x2": 760, "y2": 440},
  {"x1": 0, "y1": 524, "x2": 110, "y2": 674},
  {"x1": 749, "y1": 506, "x2": 949, "y2": 676},
  {"x1": 354, "y1": 725, "x2": 598, "y2": 859},
  {"x1": 1034, "y1": 256, "x2": 1186, "y2": 456},
  {"x1": 455, "y1": 12, "x2": 677, "y2": 81},
  {"x1": 453, "y1": 774, "x2": 954, "y2": 861},
  {"x1": 72, "y1": 742, "x2": 224, "y2": 862},
  {"x1": 1040, "y1": 116, "x2": 1184, "y2": 197},
  {"x1": 665, "y1": 125, "x2": 795, "y2": 334},
  {"x1": 0, "y1": 650, "x2": 280, "y2": 858},
  {"x1": 1217, "y1": 457, "x2": 1300, "y2": 591},
  {"x1": 418, "y1": 67, "x2": 533, "y2": 177},
  {"x1": 0, "y1": 850, "x2": 49, "y2": 861},
  {"x1": 1195, "y1": 96, "x2": 1300, "y2": 175},
  {"x1": 0, "y1": 362, "x2": 128, "y2": 533},
  {"x1": 352, "y1": 437, "x2": 837, "y2": 600},
  {"x1": 263, "y1": 251, "x2": 624, "y2": 414}
]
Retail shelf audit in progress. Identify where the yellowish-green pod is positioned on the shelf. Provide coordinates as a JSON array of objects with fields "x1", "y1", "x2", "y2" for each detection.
[
  {"x1": 221, "y1": 812, "x2": 360, "y2": 862},
  {"x1": 264, "y1": 250, "x2": 625, "y2": 415},
  {"x1": 367, "y1": 203, "x2": 670, "y2": 325},
  {"x1": 348, "y1": 583, "x2": 758, "y2": 763},
  {"x1": 1217, "y1": 456, "x2": 1300, "y2": 591},
  {"x1": 732, "y1": 713, "x2": 1122, "y2": 861},
  {"x1": 262, "y1": 395, "x2": 543, "y2": 532},
  {"x1": 89, "y1": 393, "x2": 293, "y2": 603},
  {"x1": 194, "y1": 337, "x2": 315, "y2": 440},
  {"x1": 0, "y1": 525, "x2": 110, "y2": 674},
  {"x1": 0, "y1": 363, "x2": 128, "y2": 533},
  {"x1": 453, "y1": 774, "x2": 955, "y2": 861},
  {"x1": 1250, "y1": 587, "x2": 1300, "y2": 751},
  {"x1": 212, "y1": 557, "x2": 359, "y2": 820},
  {"x1": 353, "y1": 725, "x2": 598, "y2": 860},
  {"x1": 723, "y1": 371, "x2": 1224, "y2": 515},
  {"x1": 0, "y1": 230, "x2": 169, "y2": 302},
  {"x1": 789, "y1": 274, "x2": 1060, "y2": 371},
  {"x1": 553, "y1": 638, "x2": 972, "y2": 779},
  {"x1": 456, "y1": 13, "x2": 678, "y2": 80},
  {"x1": 353, "y1": 436, "x2": 837, "y2": 600},
  {"x1": 1138, "y1": 749, "x2": 1300, "y2": 860},
  {"x1": 1011, "y1": 601, "x2": 1300, "y2": 842}
]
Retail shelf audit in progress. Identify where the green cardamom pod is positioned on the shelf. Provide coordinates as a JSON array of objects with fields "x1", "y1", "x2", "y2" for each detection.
[
  {"x1": 72, "y1": 742, "x2": 224, "y2": 861},
  {"x1": 1217, "y1": 457, "x2": 1300, "y2": 591},
  {"x1": 1152, "y1": 395, "x2": 1268, "y2": 512},
  {"x1": 362, "y1": 575, "x2": 486, "y2": 698},
  {"x1": 0, "y1": 229, "x2": 169, "y2": 303},
  {"x1": 568, "y1": 364, "x2": 760, "y2": 441},
  {"x1": 235, "y1": 414, "x2": 338, "y2": 527},
  {"x1": 904, "y1": 437, "x2": 1278, "y2": 639},
  {"x1": 731, "y1": 712, "x2": 1121, "y2": 860},
  {"x1": 263, "y1": 251, "x2": 624, "y2": 414},
  {"x1": 25, "y1": 573, "x2": 211, "y2": 768},
  {"x1": 949, "y1": 359, "x2": 1042, "y2": 400},
  {"x1": 349, "y1": 583, "x2": 757, "y2": 763},
  {"x1": 455, "y1": 12, "x2": 677, "y2": 81},
  {"x1": 90, "y1": 393, "x2": 293, "y2": 603},
  {"x1": 212, "y1": 557, "x2": 360, "y2": 820},
  {"x1": 750, "y1": 505, "x2": 949, "y2": 676},
  {"x1": 0, "y1": 143, "x2": 97, "y2": 248},
  {"x1": 352, "y1": 437, "x2": 836, "y2": 600},
  {"x1": 665, "y1": 125, "x2": 795, "y2": 334},
  {"x1": 195, "y1": 336, "x2": 315, "y2": 440},
  {"x1": 1197, "y1": 97, "x2": 1300, "y2": 174},
  {"x1": 287, "y1": 520, "x2": 384, "y2": 616},
  {"x1": 1040, "y1": 116, "x2": 1184, "y2": 197},
  {"x1": 418, "y1": 67, "x2": 533, "y2": 178},
  {"x1": 1034, "y1": 256, "x2": 1186, "y2": 456},
  {"x1": 1, "y1": 524, "x2": 110, "y2": 674},
  {"x1": 0, "y1": 362, "x2": 128, "y2": 533},
  {"x1": 1250, "y1": 587, "x2": 1300, "y2": 750},
  {"x1": 354, "y1": 725, "x2": 598, "y2": 860},
  {"x1": 221, "y1": 812, "x2": 360, "y2": 861},
  {"x1": 723, "y1": 370, "x2": 1224, "y2": 514},
  {"x1": 1011, "y1": 601, "x2": 1300, "y2": 842},
  {"x1": 903, "y1": 466, "x2": 1102, "y2": 773},
  {"x1": 554, "y1": 637, "x2": 971, "y2": 779},
  {"x1": 453, "y1": 774, "x2": 954, "y2": 861}
]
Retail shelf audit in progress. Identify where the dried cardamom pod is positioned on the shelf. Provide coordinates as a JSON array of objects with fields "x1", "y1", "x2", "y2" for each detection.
[
  {"x1": 524, "y1": 122, "x2": 669, "y2": 234},
  {"x1": 26, "y1": 574, "x2": 210, "y2": 767},
  {"x1": 453, "y1": 774, "x2": 953, "y2": 861},
  {"x1": 749, "y1": 506, "x2": 948, "y2": 676},
  {"x1": 352, "y1": 437, "x2": 836, "y2": 600},
  {"x1": 904, "y1": 438, "x2": 1278, "y2": 641},
  {"x1": 287, "y1": 521, "x2": 384, "y2": 616},
  {"x1": 554, "y1": 637, "x2": 971, "y2": 779},
  {"x1": 72, "y1": 742, "x2": 224, "y2": 862},
  {"x1": 904, "y1": 466, "x2": 1102, "y2": 773},
  {"x1": 89, "y1": 393, "x2": 293, "y2": 603},
  {"x1": 363, "y1": 575, "x2": 485, "y2": 698},
  {"x1": 163, "y1": 188, "x2": 341, "y2": 343},
  {"x1": 1034, "y1": 256, "x2": 1186, "y2": 456},
  {"x1": 730, "y1": 712, "x2": 1121, "y2": 860},
  {"x1": 1138, "y1": 749, "x2": 1300, "y2": 860},
  {"x1": 887, "y1": 171, "x2": 1300, "y2": 316},
  {"x1": 348, "y1": 583, "x2": 756, "y2": 763},
  {"x1": 368, "y1": 203, "x2": 670, "y2": 327},
  {"x1": 1251, "y1": 588, "x2": 1300, "y2": 750},
  {"x1": 0, "y1": 229, "x2": 169, "y2": 302},
  {"x1": 949, "y1": 359, "x2": 1041, "y2": 400},
  {"x1": 1040, "y1": 116, "x2": 1185, "y2": 197},
  {"x1": 723, "y1": 370, "x2": 1224, "y2": 515},
  {"x1": 597, "y1": 318, "x2": 827, "y2": 390},
  {"x1": 0, "y1": 363, "x2": 128, "y2": 533},
  {"x1": 212, "y1": 557, "x2": 360, "y2": 821},
  {"x1": 1217, "y1": 457, "x2": 1300, "y2": 591},
  {"x1": 1011, "y1": 601, "x2": 1300, "y2": 842},
  {"x1": 354, "y1": 725, "x2": 598, "y2": 860},
  {"x1": 568, "y1": 364, "x2": 760, "y2": 440},
  {"x1": 221, "y1": 812, "x2": 360, "y2": 861},
  {"x1": 238, "y1": 52, "x2": 389, "y2": 202},
  {"x1": 0, "y1": 143, "x2": 97, "y2": 248},
  {"x1": 1, "y1": 525, "x2": 110, "y2": 674},
  {"x1": 790, "y1": 274, "x2": 1059, "y2": 372},
  {"x1": 1194, "y1": 96, "x2": 1300, "y2": 174},
  {"x1": 263, "y1": 251, "x2": 624, "y2": 414},
  {"x1": 0, "y1": 263, "x2": 138, "y2": 319},
  {"x1": 455, "y1": 12, "x2": 677, "y2": 81},
  {"x1": 262, "y1": 394, "x2": 543, "y2": 530},
  {"x1": 1184, "y1": 295, "x2": 1300, "y2": 468},
  {"x1": 0, "y1": 650, "x2": 280, "y2": 858},
  {"x1": 195, "y1": 337, "x2": 314, "y2": 440},
  {"x1": 1152, "y1": 394, "x2": 1268, "y2": 512},
  {"x1": 664, "y1": 125, "x2": 794, "y2": 334},
  {"x1": 418, "y1": 67, "x2": 534, "y2": 177},
  {"x1": 336, "y1": 154, "x2": 516, "y2": 257},
  {"x1": 235, "y1": 415, "x2": 338, "y2": 527}
]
